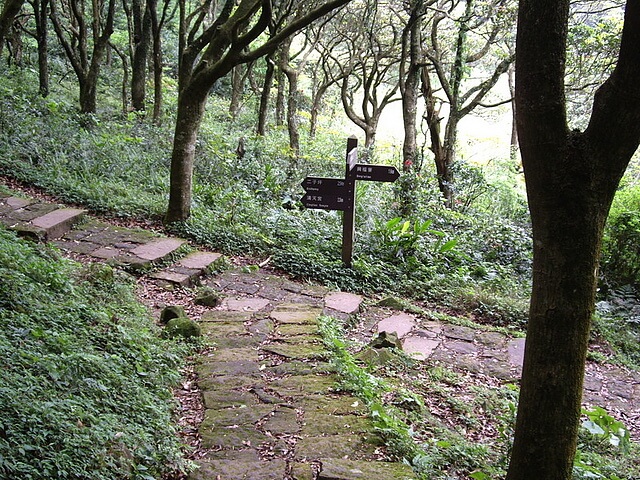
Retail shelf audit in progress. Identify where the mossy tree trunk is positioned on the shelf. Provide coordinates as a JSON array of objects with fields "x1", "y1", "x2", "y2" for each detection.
[
  {"x1": 506, "y1": 1, "x2": 640, "y2": 478},
  {"x1": 164, "y1": 0, "x2": 351, "y2": 223}
]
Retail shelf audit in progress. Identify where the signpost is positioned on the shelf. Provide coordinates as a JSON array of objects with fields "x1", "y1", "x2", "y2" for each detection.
[{"x1": 300, "y1": 136, "x2": 400, "y2": 267}]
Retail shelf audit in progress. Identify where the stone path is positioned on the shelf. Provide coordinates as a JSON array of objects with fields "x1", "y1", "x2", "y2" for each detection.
[{"x1": 1, "y1": 189, "x2": 639, "y2": 478}]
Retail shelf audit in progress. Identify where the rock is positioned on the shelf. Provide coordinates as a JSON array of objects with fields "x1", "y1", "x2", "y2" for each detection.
[
  {"x1": 159, "y1": 305, "x2": 186, "y2": 325},
  {"x1": 194, "y1": 287, "x2": 222, "y2": 307},
  {"x1": 370, "y1": 331, "x2": 402, "y2": 349},
  {"x1": 163, "y1": 317, "x2": 201, "y2": 339}
]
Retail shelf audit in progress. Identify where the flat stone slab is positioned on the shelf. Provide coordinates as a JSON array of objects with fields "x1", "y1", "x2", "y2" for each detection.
[
  {"x1": 226, "y1": 297, "x2": 270, "y2": 312},
  {"x1": 402, "y1": 337, "x2": 440, "y2": 360},
  {"x1": 203, "y1": 390, "x2": 258, "y2": 410},
  {"x1": 190, "y1": 458, "x2": 286, "y2": 480},
  {"x1": 301, "y1": 395, "x2": 368, "y2": 416},
  {"x1": 443, "y1": 325, "x2": 476, "y2": 342},
  {"x1": 295, "y1": 434, "x2": 376, "y2": 460},
  {"x1": 196, "y1": 359, "x2": 262, "y2": 378},
  {"x1": 149, "y1": 269, "x2": 193, "y2": 286},
  {"x1": 377, "y1": 313, "x2": 416, "y2": 338},
  {"x1": 262, "y1": 407, "x2": 299, "y2": 435},
  {"x1": 91, "y1": 247, "x2": 121, "y2": 259},
  {"x1": 3, "y1": 196, "x2": 33, "y2": 209},
  {"x1": 178, "y1": 251, "x2": 222, "y2": 269},
  {"x1": 270, "y1": 375, "x2": 336, "y2": 396},
  {"x1": 201, "y1": 311, "x2": 252, "y2": 323},
  {"x1": 301, "y1": 413, "x2": 372, "y2": 436},
  {"x1": 446, "y1": 340, "x2": 478, "y2": 355},
  {"x1": 130, "y1": 237, "x2": 185, "y2": 261},
  {"x1": 324, "y1": 292, "x2": 363, "y2": 314},
  {"x1": 318, "y1": 458, "x2": 417, "y2": 479},
  {"x1": 31, "y1": 207, "x2": 85, "y2": 239},
  {"x1": 262, "y1": 342, "x2": 326, "y2": 360},
  {"x1": 271, "y1": 304, "x2": 322, "y2": 324},
  {"x1": 277, "y1": 323, "x2": 319, "y2": 336}
]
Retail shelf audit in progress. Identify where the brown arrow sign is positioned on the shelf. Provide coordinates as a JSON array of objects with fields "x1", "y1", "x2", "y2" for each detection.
[
  {"x1": 300, "y1": 192, "x2": 350, "y2": 211},
  {"x1": 353, "y1": 164, "x2": 400, "y2": 182},
  {"x1": 301, "y1": 177, "x2": 346, "y2": 193}
]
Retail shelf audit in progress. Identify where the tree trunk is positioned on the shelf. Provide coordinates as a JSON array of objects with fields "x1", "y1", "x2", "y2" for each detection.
[
  {"x1": 257, "y1": 55, "x2": 274, "y2": 135},
  {"x1": 283, "y1": 67, "x2": 299, "y2": 157},
  {"x1": 6, "y1": 19, "x2": 24, "y2": 66},
  {"x1": 34, "y1": 0, "x2": 49, "y2": 97},
  {"x1": 148, "y1": 0, "x2": 163, "y2": 124},
  {"x1": 166, "y1": 89, "x2": 207, "y2": 223},
  {"x1": 400, "y1": 9, "x2": 421, "y2": 173},
  {"x1": 79, "y1": 76, "x2": 97, "y2": 114},
  {"x1": 229, "y1": 64, "x2": 244, "y2": 120},
  {"x1": 275, "y1": 62, "x2": 285, "y2": 126},
  {"x1": 131, "y1": 0, "x2": 152, "y2": 112},
  {"x1": 507, "y1": 0, "x2": 640, "y2": 478},
  {"x1": 0, "y1": 0, "x2": 25, "y2": 54},
  {"x1": 309, "y1": 82, "x2": 327, "y2": 139}
]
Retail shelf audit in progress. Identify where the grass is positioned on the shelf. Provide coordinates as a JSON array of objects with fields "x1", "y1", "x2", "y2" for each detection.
[
  {"x1": 0, "y1": 226, "x2": 193, "y2": 479},
  {"x1": 318, "y1": 314, "x2": 640, "y2": 480}
]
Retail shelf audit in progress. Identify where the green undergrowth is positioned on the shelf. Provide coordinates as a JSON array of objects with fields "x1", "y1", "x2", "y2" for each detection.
[
  {"x1": 318, "y1": 315, "x2": 640, "y2": 479},
  {"x1": 0, "y1": 70, "x2": 532, "y2": 331},
  {"x1": 0, "y1": 226, "x2": 193, "y2": 479}
]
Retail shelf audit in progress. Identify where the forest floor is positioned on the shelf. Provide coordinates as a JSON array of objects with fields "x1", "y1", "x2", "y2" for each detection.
[{"x1": 1, "y1": 179, "x2": 638, "y2": 480}]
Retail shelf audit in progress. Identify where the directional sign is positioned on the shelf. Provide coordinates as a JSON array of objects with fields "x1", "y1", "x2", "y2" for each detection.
[
  {"x1": 300, "y1": 192, "x2": 349, "y2": 211},
  {"x1": 301, "y1": 177, "x2": 346, "y2": 193},
  {"x1": 353, "y1": 164, "x2": 400, "y2": 182}
]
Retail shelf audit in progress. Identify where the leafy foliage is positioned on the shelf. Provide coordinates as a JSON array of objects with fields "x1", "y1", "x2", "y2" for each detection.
[{"x1": 0, "y1": 227, "x2": 191, "y2": 479}]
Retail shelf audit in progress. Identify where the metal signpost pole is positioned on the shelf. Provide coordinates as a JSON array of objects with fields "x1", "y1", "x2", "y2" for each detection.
[{"x1": 341, "y1": 136, "x2": 358, "y2": 267}]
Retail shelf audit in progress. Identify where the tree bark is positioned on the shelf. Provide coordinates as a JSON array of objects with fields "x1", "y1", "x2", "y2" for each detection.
[
  {"x1": 400, "y1": 19, "x2": 420, "y2": 172},
  {"x1": 507, "y1": 0, "x2": 640, "y2": 478},
  {"x1": 34, "y1": 0, "x2": 49, "y2": 97},
  {"x1": 0, "y1": 0, "x2": 25, "y2": 54},
  {"x1": 257, "y1": 55, "x2": 274, "y2": 135},
  {"x1": 131, "y1": 0, "x2": 152, "y2": 111},
  {"x1": 229, "y1": 64, "x2": 245, "y2": 120},
  {"x1": 165, "y1": 88, "x2": 207, "y2": 223}
]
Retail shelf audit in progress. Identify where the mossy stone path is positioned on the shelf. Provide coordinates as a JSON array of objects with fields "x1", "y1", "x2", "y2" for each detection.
[{"x1": 1, "y1": 188, "x2": 639, "y2": 479}]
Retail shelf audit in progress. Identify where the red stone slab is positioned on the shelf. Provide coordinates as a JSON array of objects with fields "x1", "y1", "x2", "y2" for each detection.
[
  {"x1": 402, "y1": 336, "x2": 440, "y2": 360},
  {"x1": 376, "y1": 312, "x2": 416, "y2": 338},
  {"x1": 149, "y1": 270, "x2": 192, "y2": 286},
  {"x1": 324, "y1": 292, "x2": 362, "y2": 314},
  {"x1": 31, "y1": 208, "x2": 85, "y2": 239},
  {"x1": 5, "y1": 197, "x2": 34, "y2": 209},
  {"x1": 178, "y1": 251, "x2": 222, "y2": 269},
  {"x1": 130, "y1": 237, "x2": 185, "y2": 261}
]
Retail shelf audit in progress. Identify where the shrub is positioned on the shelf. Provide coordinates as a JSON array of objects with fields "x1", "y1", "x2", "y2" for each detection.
[
  {"x1": 602, "y1": 185, "x2": 640, "y2": 287},
  {"x1": 0, "y1": 227, "x2": 190, "y2": 479}
]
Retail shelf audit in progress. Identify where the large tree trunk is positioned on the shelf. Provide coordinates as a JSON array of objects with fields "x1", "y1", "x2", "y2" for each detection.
[
  {"x1": 507, "y1": 0, "x2": 640, "y2": 478},
  {"x1": 166, "y1": 89, "x2": 207, "y2": 223}
]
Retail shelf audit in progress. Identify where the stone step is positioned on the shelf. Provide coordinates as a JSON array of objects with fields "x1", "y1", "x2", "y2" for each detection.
[
  {"x1": 149, "y1": 251, "x2": 223, "y2": 287},
  {"x1": 31, "y1": 207, "x2": 86, "y2": 240},
  {"x1": 130, "y1": 237, "x2": 185, "y2": 261}
]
